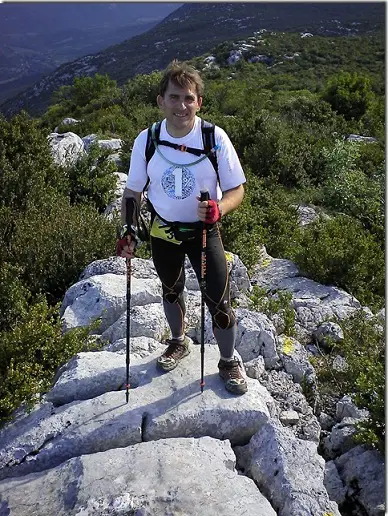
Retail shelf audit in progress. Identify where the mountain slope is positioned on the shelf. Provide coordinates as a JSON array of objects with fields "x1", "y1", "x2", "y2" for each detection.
[
  {"x1": 0, "y1": 2, "x2": 180, "y2": 105},
  {"x1": 1, "y1": 2, "x2": 384, "y2": 117}
]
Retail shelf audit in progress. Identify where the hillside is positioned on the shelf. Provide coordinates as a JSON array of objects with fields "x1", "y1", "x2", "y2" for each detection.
[
  {"x1": 1, "y1": 1, "x2": 384, "y2": 117},
  {"x1": 0, "y1": 2, "x2": 180, "y2": 105},
  {"x1": 0, "y1": 20, "x2": 385, "y2": 515}
]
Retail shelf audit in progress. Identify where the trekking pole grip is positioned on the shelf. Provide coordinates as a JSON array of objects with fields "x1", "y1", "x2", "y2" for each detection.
[
  {"x1": 126, "y1": 197, "x2": 135, "y2": 228},
  {"x1": 200, "y1": 190, "x2": 210, "y2": 203}
]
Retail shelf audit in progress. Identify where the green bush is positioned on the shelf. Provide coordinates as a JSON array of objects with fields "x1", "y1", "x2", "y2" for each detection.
[
  {"x1": 321, "y1": 71, "x2": 374, "y2": 121},
  {"x1": 0, "y1": 263, "x2": 29, "y2": 333},
  {"x1": 65, "y1": 142, "x2": 117, "y2": 211},
  {"x1": 320, "y1": 139, "x2": 384, "y2": 239},
  {"x1": 221, "y1": 172, "x2": 300, "y2": 270},
  {"x1": 0, "y1": 112, "x2": 65, "y2": 216},
  {"x1": 311, "y1": 310, "x2": 385, "y2": 452},
  {"x1": 0, "y1": 298, "x2": 102, "y2": 425},
  {"x1": 9, "y1": 197, "x2": 117, "y2": 303},
  {"x1": 289, "y1": 214, "x2": 384, "y2": 310},
  {"x1": 248, "y1": 285, "x2": 296, "y2": 336}
]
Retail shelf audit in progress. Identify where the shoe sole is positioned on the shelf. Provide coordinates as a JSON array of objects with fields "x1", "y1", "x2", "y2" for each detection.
[
  {"x1": 224, "y1": 382, "x2": 248, "y2": 395},
  {"x1": 156, "y1": 348, "x2": 190, "y2": 372},
  {"x1": 219, "y1": 372, "x2": 248, "y2": 395}
]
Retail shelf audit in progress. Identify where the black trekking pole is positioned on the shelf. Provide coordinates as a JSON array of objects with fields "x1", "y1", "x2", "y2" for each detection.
[
  {"x1": 200, "y1": 190, "x2": 210, "y2": 393},
  {"x1": 125, "y1": 198, "x2": 135, "y2": 404}
]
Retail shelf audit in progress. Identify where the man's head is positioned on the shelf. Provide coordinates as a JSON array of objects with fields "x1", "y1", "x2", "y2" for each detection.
[
  {"x1": 157, "y1": 60, "x2": 204, "y2": 137},
  {"x1": 159, "y1": 59, "x2": 204, "y2": 98}
]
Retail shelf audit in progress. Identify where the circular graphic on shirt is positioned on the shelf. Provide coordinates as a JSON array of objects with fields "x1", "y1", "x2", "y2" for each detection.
[{"x1": 161, "y1": 165, "x2": 195, "y2": 200}]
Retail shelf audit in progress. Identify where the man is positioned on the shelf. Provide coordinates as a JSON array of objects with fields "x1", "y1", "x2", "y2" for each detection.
[{"x1": 117, "y1": 59, "x2": 247, "y2": 394}]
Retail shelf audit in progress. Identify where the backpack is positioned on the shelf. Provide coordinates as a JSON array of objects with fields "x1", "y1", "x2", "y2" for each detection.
[
  {"x1": 136, "y1": 119, "x2": 220, "y2": 241},
  {"x1": 144, "y1": 119, "x2": 220, "y2": 184}
]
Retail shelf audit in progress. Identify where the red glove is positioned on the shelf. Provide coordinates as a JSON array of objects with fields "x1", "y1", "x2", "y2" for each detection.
[
  {"x1": 116, "y1": 227, "x2": 136, "y2": 258},
  {"x1": 205, "y1": 199, "x2": 221, "y2": 224}
]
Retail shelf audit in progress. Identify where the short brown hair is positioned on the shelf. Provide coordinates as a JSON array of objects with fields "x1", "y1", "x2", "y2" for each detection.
[{"x1": 159, "y1": 59, "x2": 204, "y2": 98}]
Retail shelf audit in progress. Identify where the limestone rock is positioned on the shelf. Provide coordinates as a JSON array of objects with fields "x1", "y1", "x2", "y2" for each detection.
[
  {"x1": 101, "y1": 302, "x2": 169, "y2": 343},
  {"x1": 235, "y1": 421, "x2": 341, "y2": 516},
  {"x1": 323, "y1": 417, "x2": 358, "y2": 459},
  {"x1": 79, "y1": 257, "x2": 157, "y2": 281},
  {"x1": 0, "y1": 346, "x2": 272, "y2": 481},
  {"x1": 324, "y1": 460, "x2": 347, "y2": 506},
  {"x1": 236, "y1": 309, "x2": 279, "y2": 368},
  {"x1": 60, "y1": 273, "x2": 162, "y2": 333},
  {"x1": 0, "y1": 437, "x2": 276, "y2": 516},
  {"x1": 53, "y1": 117, "x2": 80, "y2": 132},
  {"x1": 47, "y1": 131, "x2": 86, "y2": 166},
  {"x1": 335, "y1": 445, "x2": 385, "y2": 516},
  {"x1": 336, "y1": 394, "x2": 369, "y2": 422},
  {"x1": 277, "y1": 335, "x2": 316, "y2": 384}
]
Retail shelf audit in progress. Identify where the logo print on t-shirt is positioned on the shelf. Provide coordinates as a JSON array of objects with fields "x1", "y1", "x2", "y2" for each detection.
[{"x1": 161, "y1": 165, "x2": 195, "y2": 200}]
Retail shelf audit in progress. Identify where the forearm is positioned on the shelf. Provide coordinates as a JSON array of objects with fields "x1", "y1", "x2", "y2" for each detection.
[
  {"x1": 121, "y1": 188, "x2": 142, "y2": 225},
  {"x1": 218, "y1": 184, "x2": 245, "y2": 217}
]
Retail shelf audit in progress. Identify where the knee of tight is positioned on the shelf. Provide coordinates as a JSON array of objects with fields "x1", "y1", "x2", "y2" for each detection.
[
  {"x1": 163, "y1": 291, "x2": 183, "y2": 305},
  {"x1": 212, "y1": 305, "x2": 236, "y2": 330}
]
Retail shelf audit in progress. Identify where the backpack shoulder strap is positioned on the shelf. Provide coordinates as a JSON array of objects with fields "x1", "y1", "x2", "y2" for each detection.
[
  {"x1": 145, "y1": 121, "x2": 161, "y2": 165},
  {"x1": 201, "y1": 119, "x2": 220, "y2": 185},
  {"x1": 143, "y1": 121, "x2": 162, "y2": 194}
]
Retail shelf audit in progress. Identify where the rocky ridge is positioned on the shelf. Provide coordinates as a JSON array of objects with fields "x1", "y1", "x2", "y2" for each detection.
[{"x1": 0, "y1": 132, "x2": 384, "y2": 516}]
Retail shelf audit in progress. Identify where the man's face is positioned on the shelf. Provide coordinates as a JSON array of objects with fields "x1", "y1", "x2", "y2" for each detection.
[{"x1": 157, "y1": 79, "x2": 202, "y2": 137}]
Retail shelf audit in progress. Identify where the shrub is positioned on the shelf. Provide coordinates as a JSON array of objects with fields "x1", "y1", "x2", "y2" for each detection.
[
  {"x1": 248, "y1": 285, "x2": 296, "y2": 336},
  {"x1": 321, "y1": 71, "x2": 374, "y2": 121},
  {"x1": 221, "y1": 172, "x2": 300, "y2": 269},
  {"x1": 9, "y1": 197, "x2": 117, "y2": 303},
  {"x1": 65, "y1": 142, "x2": 117, "y2": 211},
  {"x1": 0, "y1": 112, "x2": 65, "y2": 216},
  {"x1": 0, "y1": 263, "x2": 29, "y2": 333},
  {"x1": 0, "y1": 298, "x2": 102, "y2": 425},
  {"x1": 311, "y1": 310, "x2": 384, "y2": 452},
  {"x1": 289, "y1": 214, "x2": 384, "y2": 311}
]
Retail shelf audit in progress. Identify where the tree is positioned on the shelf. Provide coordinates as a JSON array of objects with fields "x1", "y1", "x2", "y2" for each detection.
[{"x1": 322, "y1": 71, "x2": 374, "y2": 121}]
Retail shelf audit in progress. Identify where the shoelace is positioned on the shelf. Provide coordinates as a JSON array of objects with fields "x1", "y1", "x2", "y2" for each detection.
[
  {"x1": 221, "y1": 360, "x2": 242, "y2": 379},
  {"x1": 164, "y1": 341, "x2": 186, "y2": 358}
]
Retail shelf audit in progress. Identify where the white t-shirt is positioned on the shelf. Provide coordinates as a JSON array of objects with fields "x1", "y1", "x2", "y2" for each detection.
[{"x1": 126, "y1": 116, "x2": 246, "y2": 222}]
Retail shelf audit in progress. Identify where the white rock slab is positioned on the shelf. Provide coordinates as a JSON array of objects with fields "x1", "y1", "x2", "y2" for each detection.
[
  {"x1": 277, "y1": 335, "x2": 316, "y2": 383},
  {"x1": 97, "y1": 138, "x2": 123, "y2": 151},
  {"x1": 47, "y1": 131, "x2": 86, "y2": 166},
  {"x1": 0, "y1": 346, "x2": 272, "y2": 481},
  {"x1": 251, "y1": 255, "x2": 300, "y2": 289},
  {"x1": 236, "y1": 310, "x2": 280, "y2": 368},
  {"x1": 79, "y1": 257, "x2": 158, "y2": 281},
  {"x1": 281, "y1": 277, "x2": 361, "y2": 340},
  {"x1": 53, "y1": 117, "x2": 80, "y2": 132},
  {"x1": 102, "y1": 335, "x2": 164, "y2": 357},
  {"x1": 61, "y1": 274, "x2": 162, "y2": 333},
  {"x1": 101, "y1": 302, "x2": 169, "y2": 343},
  {"x1": 45, "y1": 344, "x2": 165, "y2": 406},
  {"x1": 334, "y1": 445, "x2": 385, "y2": 516},
  {"x1": 0, "y1": 437, "x2": 276, "y2": 516},
  {"x1": 236, "y1": 421, "x2": 341, "y2": 516}
]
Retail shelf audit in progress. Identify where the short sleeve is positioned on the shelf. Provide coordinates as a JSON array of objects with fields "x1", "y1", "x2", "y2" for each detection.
[
  {"x1": 214, "y1": 126, "x2": 246, "y2": 192},
  {"x1": 125, "y1": 129, "x2": 149, "y2": 192}
]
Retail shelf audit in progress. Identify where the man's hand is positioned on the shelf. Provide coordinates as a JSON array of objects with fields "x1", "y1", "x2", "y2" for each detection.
[
  {"x1": 197, "y1": 197, "x2": 221, "y2": 224},
  {"x1": 116, "y1": 227, "x2": 137, "y2": 259}
]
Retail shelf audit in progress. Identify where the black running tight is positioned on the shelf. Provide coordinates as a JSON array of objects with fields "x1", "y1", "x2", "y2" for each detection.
[{"x1": 150, "y1": 224, "x2": 236, "y2": 333}]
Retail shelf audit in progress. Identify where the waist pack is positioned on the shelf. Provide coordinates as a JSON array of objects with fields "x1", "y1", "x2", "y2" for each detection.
[{"x1": 148, "y1": 200, "x2": 205, "y2": 243}]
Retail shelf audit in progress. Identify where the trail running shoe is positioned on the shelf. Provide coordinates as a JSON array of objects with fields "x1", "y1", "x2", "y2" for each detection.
[
  {"x1": 218, "y1": 357, "x2": 248, "y2": 395},
  {"x1": 156, "y1": 338, "x2": 190, "y2": 372}
]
